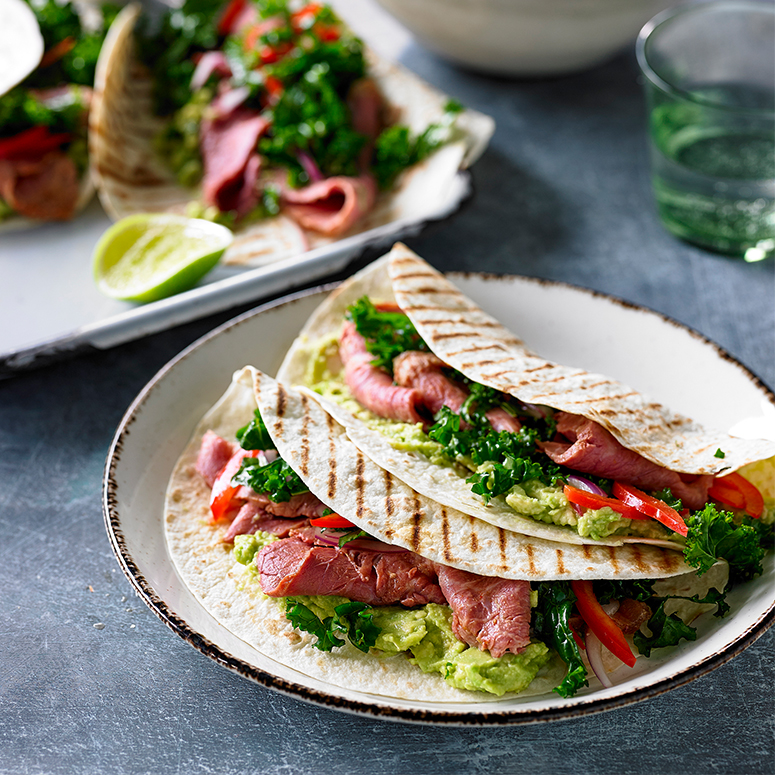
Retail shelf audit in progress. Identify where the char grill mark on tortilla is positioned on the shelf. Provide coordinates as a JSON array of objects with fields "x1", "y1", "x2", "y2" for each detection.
[
  {"x1": 436, "y1": 566, "x2": 532, "y2": 657},
  {"x1": 300, "y1": 393, "x2": 311, "y2": 478},
  {"x1": 387, "y1": 244, "x2": 775, "y2": 474},
  {"x1": 326, "y1": 410, "x2": 338, "y2": 501},
  {"x1": 340, "y1": 320, "x2": 425, "y2": 423},
  {"x1": 253, "y1": 368, "x2": 694, "y2": 580},
  {"x1": 538, "y1": 412, "x2": 713, "y2": 509}
]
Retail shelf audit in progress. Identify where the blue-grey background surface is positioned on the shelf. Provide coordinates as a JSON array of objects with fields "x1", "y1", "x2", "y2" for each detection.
[{"x1": 1, "y1": 7, "x2": 774, "y2": 775}]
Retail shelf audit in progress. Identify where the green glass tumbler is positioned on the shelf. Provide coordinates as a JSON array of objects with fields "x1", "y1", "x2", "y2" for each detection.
[{"x1": 637, "y1": 2, "x2": 775, "y2": 261}]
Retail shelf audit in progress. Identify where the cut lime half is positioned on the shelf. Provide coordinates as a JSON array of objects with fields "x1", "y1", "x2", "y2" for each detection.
[{"x1": 93, "y1": 214, "x2": 233, "y2": 303}]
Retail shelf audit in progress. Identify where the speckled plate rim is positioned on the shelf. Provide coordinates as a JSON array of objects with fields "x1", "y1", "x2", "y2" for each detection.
[{"x1": 102, "y1": 271, "x2": 775, "y2": 726}]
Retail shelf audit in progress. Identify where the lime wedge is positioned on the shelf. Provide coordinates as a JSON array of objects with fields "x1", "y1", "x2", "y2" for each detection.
[{"x1": 93, "y1": 214, "x2": 233, "y2": 303}]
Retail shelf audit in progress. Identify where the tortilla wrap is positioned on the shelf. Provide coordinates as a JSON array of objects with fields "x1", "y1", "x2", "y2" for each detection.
[
  {"x1": 275, "y1": 246, "x2": 775, "y2": 546},
  {"x1": 165, "y1": 367, "x2": 718, "y2": 701},
  {"x1": 89, "y1": 4, "x2": 494, "y2": 268}
]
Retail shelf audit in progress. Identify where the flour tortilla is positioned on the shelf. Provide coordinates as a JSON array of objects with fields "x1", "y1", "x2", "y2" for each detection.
[
  {"x1": 164, "y1": 367, "x2": 705, "y2": 702},
  {"x1": 90, "y1": 4, "x2": 495, "y2": 268},
  {"x1": 164, "y1": 367, "x2": 566, "y2": 702},
  {"x1": 276, "y1": 246, "x2": 775, "y2": 545}
]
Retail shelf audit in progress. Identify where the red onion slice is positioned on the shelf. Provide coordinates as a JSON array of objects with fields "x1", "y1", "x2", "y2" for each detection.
[
  {"x1": 191, "y1": 51, "x2": 232, "y2": 91},
  {"x1": 297, "y1": 150, "x2": 324, "y2": 183},
  {"x1": 567, "y1": 474, "x2": 608, "y2": 497},
  {"x1": 584, "y1": 600, "x2": 621, "y2": 689},
  {"x1": 585, "y1": 629, "x2": 613, "y2": 688}
]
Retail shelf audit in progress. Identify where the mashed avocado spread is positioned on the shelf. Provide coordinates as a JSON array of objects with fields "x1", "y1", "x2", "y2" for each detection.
[
  {"x1": 234, "y1": 533, "x2": 551, "y2": 696},
  {"x1": 302, "y1": 334, "x2": 656, "y2": 542}
]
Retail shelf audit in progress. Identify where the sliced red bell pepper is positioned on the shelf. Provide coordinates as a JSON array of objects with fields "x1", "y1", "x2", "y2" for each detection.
[
  {"x1": 563, "y1": 484, "x2": 648, "y2": 520},
  {"x1": 309, "y1": 513, "x2": 356, "y2": 528},
  {"x1": 313, "y1": 23, "x2": 340, "y2": 42},
  {"x1": 217, "y1": 0, "x2": 248, "y2": 36},
  {"x1": 264, "y1": 74, "x2": 284, "y2": 102},
  {"x1": 39, "y1": 37, "x2": 76, "y2": 68},
  {"x1": 612, "y1": 482, "x2": 688, "y2": 537},
  {"x1": 708, "y1": 472, "x2": 764, "y2": 519},
  {"x1": 0, "y1": 126, "x2": 72, "y2": 160},
  {"x1": 209, "y1": 448, "x2": 262, "y2": 522},
  {"x1": 290, "y1": 2, "x2": 322, "y2": 31},
  {"x1": 571, "y1": 580, "x2": 636, "y2": 668}
]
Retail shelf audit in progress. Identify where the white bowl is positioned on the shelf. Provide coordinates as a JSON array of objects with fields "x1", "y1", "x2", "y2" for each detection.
[{"x1": 375, "y1": 0, "x2": 675, "y2": 76}]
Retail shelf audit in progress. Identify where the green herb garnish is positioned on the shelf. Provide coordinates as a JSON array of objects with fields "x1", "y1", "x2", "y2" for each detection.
[
  {"x1": 232, "y1": 457, "x2": 308, "y2": 503},
  {"x1": 286, "y1": 599, "x2": 380, "y2": 653}
]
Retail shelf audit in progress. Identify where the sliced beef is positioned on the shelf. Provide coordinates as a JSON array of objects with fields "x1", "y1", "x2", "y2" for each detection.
[
  {"x1": 611, "y1": 599, "x2": 652, "y2": 635},
  {"x1": 435, "y1": 565, "x2": 531, "y2": 657},
  {"x1": 256, "y1": 536, "x2": 445, "y2": 606},
  {"x1": 347, "y1": 77, "x2": 384, "y2": 168},
  {"x1": 0, "y1": 151, "x2": 80, "y2": 220},
  {"x1": 538, "y1": 412, "x2": 713, "y2": 510},
  {"x1": 281, "y1": 174, "x2": 376, "y2": 236},
  {"x1": 200, "y1": 109, "x2": 269, "y2": 215},
  {"x1": 195, "y1": 430, "x2": 238, "y2": 487},
  {"x1": 393, "y1": 350, "x2": 521, "y2": 433},
  {"x1": 223, "y1": 501, "x2": 308, "y2": 542},
  {"x1": 247, "y1": 490, "x2": 328, "y2": 518},
  {"x1": 339, "y1": 321, "x2": 426, "y2": 424},
  {"x1": 190, "y1": 51, "x2": 232, "y2": 91}
]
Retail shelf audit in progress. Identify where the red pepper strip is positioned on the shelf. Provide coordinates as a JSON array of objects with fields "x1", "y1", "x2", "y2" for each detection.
[
  {"x1": 314, "y1": 23, "x2": 340, "y2": 42},
  {"x1": 217, "y1": 0, "x2": 248, "y2": 36},
  {"x1": 612, "y1": 482, "x2": 688, "y2": 537},
  {"x1": 290, "y1": 2, "x2": 322, "y2": 30},
  {"x1": 563, "y1": 484, "x2": 649, "y2": 520},
  {"x1": 264, "y1": 74, "x2": 284, "y2": 102},
  {"x1": 708, "y1": 472, "x2": 764, "y2": 519},
  {"x1": 571, "y1": 580, "x2": 636, "y2": 668},
  {"x1": 310, "y1": 513, "x2": 356, "y2": 528},
  {"x1": 259, "y1": 41, "x2": 293, "y2": 64},
  {"x1": 39, "y1": 36, "x2": 76, "y2": 68},
  {"x1": 209, "y1": 449, "x2": 262, "y2": 522},
  {"x1": 0, "y1": 126, "x2": 72, "y2": 160}
]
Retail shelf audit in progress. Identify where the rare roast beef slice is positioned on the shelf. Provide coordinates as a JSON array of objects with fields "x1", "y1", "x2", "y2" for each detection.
[
  {"x1": 281, "y1": 175, "x2": 376, "y2": 236},
  {"x1": 339, "y1": 321, "x2": 426, "y2": 424},
  {"x1": 538, "y1": 412, "x2": 713, "y2": 509},
  {"x1": 256, "y1": 536, "x2": 446, "y2": 607},
  {"x1": 435, "y1": 564, "x2": 532, "y2": 657},
  {"x1": 0, "y1": 152, "x2": 80, "y2": 220}
]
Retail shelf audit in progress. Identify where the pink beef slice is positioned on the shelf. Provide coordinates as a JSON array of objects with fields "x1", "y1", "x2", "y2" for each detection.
[
  {"x1": 338, "y1": 321, "x2": 426, "y2": 424},
  {"x1": 247, "y1": 490, "x2": 328, "y2": 518},
  {"x1": 200, "y1": 109, "x2": 269, "y2": 214},
  {"x1": 223, "y1": 501, "x2": 308, "y2": 542},
  {"x1": 195, "y1": 430, "x2": 237, "y2": 487},
  {"x1": 256, "y1": 537, "x2": 445, "y2": 606},
  {"x1": 280, "y1": 174, "x2": 376, "y2": 236},
  {"x1": 435, "y1": 565, "x2": 532, "y2": 657},
  {"x1": 538, "y1": 412, "x2": 713, "y2": 510},
  {"x1": 393, "y1": 350, "x2": 521, "y2": 433}
]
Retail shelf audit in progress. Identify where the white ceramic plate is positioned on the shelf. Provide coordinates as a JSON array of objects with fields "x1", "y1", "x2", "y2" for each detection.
[{"x1": 102, "y1": 272, "x2": 775, "y2": 725}]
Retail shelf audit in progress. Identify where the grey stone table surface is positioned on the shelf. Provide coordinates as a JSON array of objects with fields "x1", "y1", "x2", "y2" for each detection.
[{"x1": 2, "y1": 8, "x2": 774, "y2": 775}]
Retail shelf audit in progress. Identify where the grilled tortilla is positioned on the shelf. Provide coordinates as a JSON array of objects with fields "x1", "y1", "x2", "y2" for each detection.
[
  {"x1": 89, "y1": 4, "x2": 494, "y2": 268},
  {"x1": 276, "y1": 245, "x2": 775, "y2": 547},
  {"x1": 164, "y1": 366, "x2": 723, "y2": 702}
]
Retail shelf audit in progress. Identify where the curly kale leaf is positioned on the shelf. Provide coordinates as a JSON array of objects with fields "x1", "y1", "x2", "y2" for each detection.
[
  {"x1": 533, "y1": 582, "x2": 588, "y2": 699},
  {"x1": 346, "y1": 296, "x2": 428, "y2": 373},
  {"x1": 633, "y1": 598, "x2": 697, "y2": 658},
  {"x1": 371, "y1": 99, "x2": 463, "y2": 189},
  {"x1": 232, "y1": 457, "x2": 308, "y2": 502},
  {"x1": 236, "y1": 409, "x2": 276, "y2": 451},
  {"x1": 684, "y1": 504, "x2": 770, "y2": 584},
  {"x1": 592, "y1": 579, "x2": 656, "y2": 605},
  {"x1": 286, "y1": 599, "x2": 380, "y2": 653}
]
